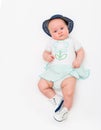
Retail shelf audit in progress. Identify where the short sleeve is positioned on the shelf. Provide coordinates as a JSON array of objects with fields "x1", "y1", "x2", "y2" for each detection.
[
  {"x1": 45, "y1": 43, "x2": 52, "y2": 52},
  {"x1": 45, "y1": 40, "x2": 53, "y2": 52},
  {"x1": 72, "y1": 37, "x2": 82, "y2": 51}
]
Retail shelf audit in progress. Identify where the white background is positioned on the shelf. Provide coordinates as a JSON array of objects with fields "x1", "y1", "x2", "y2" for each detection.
[{"x1": 0, "y1": 0, "x2": 101, "y2": 130}]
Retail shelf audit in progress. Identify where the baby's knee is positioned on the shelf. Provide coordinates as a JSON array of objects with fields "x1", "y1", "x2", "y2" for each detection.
[
  {"x1": 38, "y1": 79, "x2": 52, "y2": 92},
  {"x1": 66, "y1": 89, "x2": 74, "y2": 97},
  {"x1": 38, "y1": 80, "x2": 45, "y2": 91},
  {"x1": 38, "y1": 80, "x2": 42, "y2": 88},
  {"x1": 63, "y1": 87, "x2": 74, "y2": 98}
]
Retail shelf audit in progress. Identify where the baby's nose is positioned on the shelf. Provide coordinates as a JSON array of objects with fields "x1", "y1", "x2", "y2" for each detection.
[{"x1": 58, "y1": 30, "x2": 62, "y2": 34}]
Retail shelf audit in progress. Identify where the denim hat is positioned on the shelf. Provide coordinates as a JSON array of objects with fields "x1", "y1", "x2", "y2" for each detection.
[{"x1": 42, "y1": 14, "x2": 74, "y2": 37}]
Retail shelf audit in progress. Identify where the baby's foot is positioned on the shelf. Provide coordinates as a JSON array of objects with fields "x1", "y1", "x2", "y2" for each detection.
[
  {"x1": 49, "y1": 95, "x2": 64, "y2": 112},
  {"x1": 53, "y1": 107, "x2": 68, "y2": 122},
  {"x1": 54, "y1": 99, "x2": 64, "y2": 112}
]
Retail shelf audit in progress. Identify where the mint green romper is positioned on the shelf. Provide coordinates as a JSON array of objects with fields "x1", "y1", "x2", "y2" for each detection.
[{"x1": 40, "y1": 37, "x2": 90, "y2": 83}]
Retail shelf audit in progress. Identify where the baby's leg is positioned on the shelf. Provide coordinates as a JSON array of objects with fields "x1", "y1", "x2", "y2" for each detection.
[
  {"x1": 38, "y1": 78, "x2": 55, "y2": 98},
  {"x1": 61, "y1": 77, "x2": 76, "y2": 110},
  {"x1": 38, "y1": 78, "x2": 63, "y2": 111}
]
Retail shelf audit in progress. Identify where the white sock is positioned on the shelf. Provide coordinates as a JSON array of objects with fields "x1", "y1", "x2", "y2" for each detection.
[{"x1": 49, "y1": 94, "x2": 63, "y2": 106}]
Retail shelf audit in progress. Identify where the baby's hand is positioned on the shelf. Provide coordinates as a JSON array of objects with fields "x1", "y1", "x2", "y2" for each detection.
[
  {"x1": 72, "y1": 59, "x2": 81, "y2": 68},
  {"x1": 43, "y1": 51, "x2": 54, "y2": 62},
  {"x1": 46, "y1": 54, "x2": 54, "y2": 62}
]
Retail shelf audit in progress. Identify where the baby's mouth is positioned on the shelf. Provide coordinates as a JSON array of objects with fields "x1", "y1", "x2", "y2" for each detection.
[{"x1": 59, "y1": 35, "x2": 63, "y2": 37}]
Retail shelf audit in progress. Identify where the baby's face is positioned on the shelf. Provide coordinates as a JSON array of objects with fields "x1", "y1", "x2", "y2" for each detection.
[{"x1": 48, "y1": 19, "x2": 69, "y2": 40}]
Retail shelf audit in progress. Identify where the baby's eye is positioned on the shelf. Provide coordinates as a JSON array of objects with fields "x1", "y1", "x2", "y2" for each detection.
[
  {"x1": 54, "y1": 30, "x2": 57, "y2": 33},
  {"x1": 60, "y1": 27, "x2": 64, "y2": 30}
]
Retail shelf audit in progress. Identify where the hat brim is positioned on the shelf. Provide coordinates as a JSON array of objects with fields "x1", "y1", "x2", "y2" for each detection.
[{"x1": 42, "y1": 14, "x2": 74, "y2": 37}]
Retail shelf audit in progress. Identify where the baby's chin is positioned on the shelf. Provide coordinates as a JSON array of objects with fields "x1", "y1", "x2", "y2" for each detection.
[{"x1": 57, "y1": 36, "x2": 68, "y2": 40}]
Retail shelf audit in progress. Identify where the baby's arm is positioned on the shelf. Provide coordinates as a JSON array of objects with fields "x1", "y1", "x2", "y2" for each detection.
[
  {"x1": 43, "y1": 50, "x2": 54, "y2": 62},
  {"x1": 72, "y1": 48, "x2": 85, "y2": 68}
]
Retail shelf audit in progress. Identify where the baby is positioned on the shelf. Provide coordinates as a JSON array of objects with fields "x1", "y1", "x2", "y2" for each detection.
[{"x1": 38, "y1": 14, "x2": 89, "y2": 122}]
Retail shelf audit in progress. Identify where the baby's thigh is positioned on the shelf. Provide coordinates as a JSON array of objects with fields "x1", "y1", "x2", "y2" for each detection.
[{"x1": 61, "y1": 77, "x2": 76, "y2": 95}]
